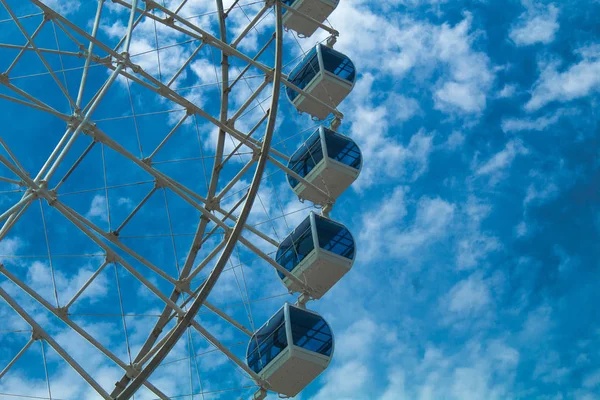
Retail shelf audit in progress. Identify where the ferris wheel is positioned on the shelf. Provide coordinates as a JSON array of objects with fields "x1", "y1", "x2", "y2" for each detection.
[{"x1": 0, "y1": 1, "x2": 361, "y2": 399}]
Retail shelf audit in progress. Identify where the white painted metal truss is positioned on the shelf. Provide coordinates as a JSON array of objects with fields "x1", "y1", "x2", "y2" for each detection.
[{"x1": 0, "y1": 0, "x2": 348, "y2": 399}]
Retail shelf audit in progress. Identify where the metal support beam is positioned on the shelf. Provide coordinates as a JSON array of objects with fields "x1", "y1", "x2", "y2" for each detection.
[
  {"x1": 230, "y1": 3, "x2": 270, "y2": 48},
  {"x1": 0, "y1": 338, "x2": 34, "y2": 380},
  {"x1": 0, "y1": 283, "x2": 112, "y2": 399},
  {"x1": 113, "y1": 3, "x2": 285, "y2": 397}
]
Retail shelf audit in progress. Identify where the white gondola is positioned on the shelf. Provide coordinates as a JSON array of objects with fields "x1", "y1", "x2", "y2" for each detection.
[
  {"x1": 286, "y1": 44, "x2": 356, "y2": 120},
  {"x1": 288, "y1": 126, "x2": 362, "y2": 204},
  {"x1": 282, "y1": 0, "x2": 340, "y2": 38},
  {"x1": 247, "y1": 303, "x2": 334, "y2": 397},
  {"x1": 276, "y1": 212, "x2": 355, "y2": 299}
]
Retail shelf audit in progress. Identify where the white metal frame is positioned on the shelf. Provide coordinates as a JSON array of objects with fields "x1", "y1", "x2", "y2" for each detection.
[
  {"x1": 0, "y1": 0, "x2": 354, "y2": 398},
  {"x1": 277, "y1": 212, "x2": 355, "y2": 296},
  {"x1": 286, "y1": 44, "x2": 356, "y2": 120},
  {"x1": 248, "y1": 303, "x2": 334, "y2": 396},
  {"x1": 288, "y1": 126, "x2": 363, "y2": 202}
]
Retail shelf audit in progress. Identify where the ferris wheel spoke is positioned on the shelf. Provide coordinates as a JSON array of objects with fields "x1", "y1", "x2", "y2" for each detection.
[
  {"x1": 0, "y1": 175, "x2": 20, "y2": 185},
  {"x1": 85, "y1": 125, "x2": 211, "y2": 206},
  {"x1": 120, "y1": 0, "x2": 344, "y2": 121},
  {"x1": 0, "y1": 192, "x2": 34, "y2": 223},
  {"x1": 229, "y1": 33, "x2": 275, "y2": 92},
  {"x1": 57, "y1": 202, "x2": 181, "y2": 286},
  {"x1": 0, "y1": 41, "x2": 82, "y2": 57},
  {"x1": 214, "y1": 158, "x2": 257, "y2": 202},
  {"x1": 76, "y1": 0, "x2": 104, "y2": 109},
  {"x1": 0, "y1": 157, "x2": 186, "y2": 313},
  {"x1": 81, "y1": 122, "x2": 287, "y2": 255},
  {"x1": 113, "y1": 185, "x2": 159, "y2": 235},
  {"x1": 167, "y1": 41, "x2": 207, "y2": 88},
  {"x1": 111, "y1": 0, "x2": 273, "y2": 79},
  {"x1": 0, "y1": 337, "x2": 34, "y2": 381},
  {"x1": 111, "y1": 195, "x2": 250, "y2": 393},
  {"x1": 0, "y1": 78, "x2": 71, "y2": 122},
  {"x1": 0, "y1": 267, "x2": 130, "y2": 373},
  {"x1": 0, "y1": 201, "x2": 31, "y2": 241},
  {"x1": 63, "y1": 259, "x2": 110, "y2": 311},
  {"x1": 219, "y1": 111, "x2": 269, "y2": 167},
  {"x1": 229, "y1": 78, "x2": 271, "y2": 125},
  {"x1": 1, "y1": 243, "x2": 212, "y2": 400},
  {"x1": 146, "y1": 113, "x2": 189, "y2": 162},
  {"x1": 189, "y1": 320, "x2": 263, "y2": 383},
  {"x1": 3, "y1": 19, "x2": 45, "y2": 75},
  {"x1": 41, "y1": 197, "x2": 252, "y2": 339},
  {"x1": 33, "y1": 10, "x2": 286, "y2": 172},
  {"x1": 0, "y1": 0, "x2": 76, "y2": 110},
  {"x1": 53, "y1": 140, "x2": 96, "y2": 192},
  {"x1": 0, "y1": 286, "x2": 112, "y2": 399},
  {"x1": 230, "y1": 2, "x2": 271, "y2": 49}
]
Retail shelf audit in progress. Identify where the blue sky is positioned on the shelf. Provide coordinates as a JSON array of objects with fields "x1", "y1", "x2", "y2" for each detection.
[{"x1": 0, "y1": 0, "x2": 599, "y2": 399}]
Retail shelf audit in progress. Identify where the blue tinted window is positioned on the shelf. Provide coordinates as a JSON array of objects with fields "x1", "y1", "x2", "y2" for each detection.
[
  {"x1": 321, "y1": 46, "x2": 356, "y2": 82},
  {"x1": 289, "y1": 307, "x2": 333, "y2": 357},
  {"x1": 314, "y1": 215, "x2": 354, "y2": 259},
  {"x1": 247, "y1": 309, "x2": 288, "y2": 373},
  {"x1": 276, "y1": 216, "x2": 315, "y2": 279},
  {"x1": 287, "y1": 48, "x2": 320, "y2": 101},
  {"x1": 287, "y1": 130, "x2": 324, "y2": 188},
  {"x1": 323, "y1": 128, "x2": 361, "y2": 170}
]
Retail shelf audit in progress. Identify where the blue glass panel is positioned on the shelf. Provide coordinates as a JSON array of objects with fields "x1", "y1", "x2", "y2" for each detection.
[
  {"x1": 276, "y1": 216, "x2": 315, "y2": 279},
  {"x1": 286, "y1": 47, "x2": 320, "y2": 102},
  {"x1": 247, "y1": 309, "x2": 288, "y2": 373},
  {"x1": 314, "y1": 215, "x2": 354, "y2": 259},
  {"x1": 323, "y1": 128, "x2": 362, "y2": 170},
  {"x1": 289, "y1": 307, "x2": 333, "y2": 357},
  {"x1": 287, "y1": 129, "x2": 324, "y2": 188},
  {"x1": 321, "y1": 46, "x2": 356, "y2": 82}
]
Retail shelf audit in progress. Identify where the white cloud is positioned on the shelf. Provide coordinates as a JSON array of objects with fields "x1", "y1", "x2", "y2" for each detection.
[
  {"x1": 86, "y1": 195, "x2": 108, "y2": 222},
  {"x1": 524, "y1": 181, "x2": 559, "y2": 206},
  {"x1": 455, "y1": 198, "x2": 500, "y2": 271},
  {"x1": 532, "y1": 351, "x2": 570, "y2": 384},
  {"x1": 26, "y1": 260, "x2": 109, "y2": 308},
  {"x1": 347, "y1": 76, "x2": 435, "y2": 189},
  {"x1": 509, "y1": 3, "x2": 560, "y2": 46},
  {"x1": 526, "y1": 45, "x2": 600, "y2": 111},
  {"x1": 312, "y1": 360, "x2": 371, "y2": 400},
  {"x1": 501, "y1": 109, "x2": 576, "y2": 133},
  {"x1": 456, "y1": 234, "x2": 500, "y2": 270},
  {"x1": 497, "y1": 84, "x2": 518, "y2": 98},
  {"x1": 40, "y1": 0, "x2": 81, "y2": 15},
  {"x1": 117, "y1": 197, "x2": 134, "y2": 209},
  {"x1": 582, "y1": 369, "x2": 600, "y2": 388},
  {"x1": 444, "y1": 131, "x2": 466, "y2": 150},
  {"x1": 380, "y1": 369, "x2": 407, "y2": 400},
  {"x1": 520, "y1": 305, "x2": 553, "y2": 342},
  {"x1": 475, "y1": 140, "x2": 529, "y2": 184},
  {"x1": 432, "y1": 16, "x2": 494, "y2": 113},
  {"x1": 0, "y1": 236, "x2": 23, "y2": 265},
  {"x1": 447, "y1": 273, "x2": 491, "y2": 314},
  {"x1": 360, "y1": 188, "x2": 455, "y2": 261},
  {"x1": 319, "y1": 4, "x2": 494, "y2": 115}
]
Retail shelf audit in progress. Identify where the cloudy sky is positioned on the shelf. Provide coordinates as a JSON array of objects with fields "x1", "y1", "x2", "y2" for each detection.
[{"x1": 0, "y1": 0, "x2": 599, "y2": 399}]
